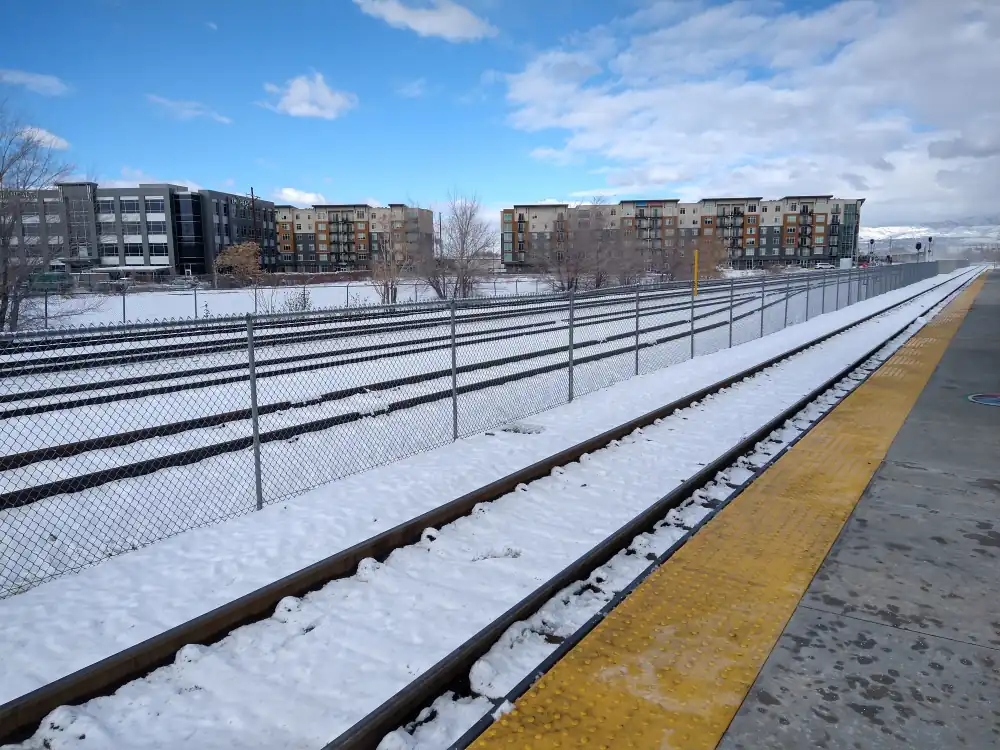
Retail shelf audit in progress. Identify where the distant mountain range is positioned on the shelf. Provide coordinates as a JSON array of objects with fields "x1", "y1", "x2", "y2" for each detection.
[{"x1": 861, "y1": 218, "x2": 1000, "y2": 255}]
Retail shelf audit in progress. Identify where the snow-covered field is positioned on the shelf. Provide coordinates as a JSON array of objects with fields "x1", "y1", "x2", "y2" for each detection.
[
  {"x1": 0, "y1": 267, "x2": 978, "y2": 718},
  {"x1": 44, "y1": 277, "x2": 552, "y2": 328},
  {"x1": 0, "y1": 268, "x2": 979, "y2": 750}
]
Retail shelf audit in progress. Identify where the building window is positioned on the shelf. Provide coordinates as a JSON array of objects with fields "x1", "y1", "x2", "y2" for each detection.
[
  {"x1": 96, "y1": 199, "x2": 115, "y2": 214},
  {"x1": 146, "y1": 221, "x2": 167, "y2": 234},
  {"x1": 679, "y1": 208, "x2": 686, "y2": 214},
  {"x1": 122, "y1": 221, "x2": 141, "y2": 235},
  {"x1": 98, "y1": 221, "x2": 116, "y2": 235},
  {"x1": 703, "y1": 217, "x2": 713, "y2": 225},
  {"x1": 748, "y1": 204, "x2": 757, "y2": 212},
  {"x1": 149, "y1": 243, "x2": 168, "y2": 257},
  {"x1": 144, "y1": 198, "x2": 165, "y2": 213},
  {"x1": 125, "y1": 243, "x2": 143, "y2": 257},
  {"x1": 762, "y1": 206, "x2": 768, "y2": 212},
  {"x1": 100, "y1": 243, "x2": 118, "y2": 257},
  {"x1": 119, "y1": 199, "x2": 140, "y2": 213},
  {"x1": 296, "y1": 224, "x2": 302, "y2": 230},
  {"x1": 790, "y1": 203, "x2": 797, "y2": 211}
]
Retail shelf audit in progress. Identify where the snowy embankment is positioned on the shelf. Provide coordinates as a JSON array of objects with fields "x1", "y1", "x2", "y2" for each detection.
[
  {"x1": 0, "y1": 268, "x2": 973, "y2": 713},
  {"x1": 3, "y1": 269, "x2": 977, "y2": 750}
]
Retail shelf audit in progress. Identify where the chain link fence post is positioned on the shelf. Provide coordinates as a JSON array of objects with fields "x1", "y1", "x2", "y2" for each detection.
[
  {"x1": 822, "y1": 270, "x2": 828, "y2": 312},
  {"x1": 805, "y1": 273, "x2": 811, "y2": 320},
  {"x1": 759, "y1": 274, "x2": 766, "y2": 338},
  {"x1": 246, "y1": 315, "x2": 264, "y2": 512},
  {"x1": 194, "y1": 285, "x2": 199, "y2": 319},
  {"x1": 836, "y1": 268, "x2": 842, "y2": 310},
  {"x1": 450, "y1": 299, "x2": 458, "y2": 441},
  {"x1": 784, "y1": 273, "x2": 790, "y2": 328},
  {"x1": 568, "y1": 286, "x2": 575, "y2": 403},
  {"x1": 728, "y1": 277, "x2": 735, "y2": 348},
  {"x1": 634, "y1": 285, "x2": 640, "y2": 376},
  {"x1": 689, "y1": 282, "x2": 695, "y2": 359}
]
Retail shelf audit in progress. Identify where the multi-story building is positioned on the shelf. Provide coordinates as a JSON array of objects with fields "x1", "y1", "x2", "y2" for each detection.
[
  {"x1": 500, "y1": 195, "x2": 864, "y2": 272},
  {"x1": 1, "y1": 182, "x2": 277, "y2": 277},
  {"x1": 270, "y1": 202, "x2": 433, "y2": 273},
  {"x1": 199, "y1": 190, "x2": 277, "y2": 273}
]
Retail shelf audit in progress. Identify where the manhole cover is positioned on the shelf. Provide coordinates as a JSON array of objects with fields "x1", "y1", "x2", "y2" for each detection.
[{"x1": 967, "y1": 393, "x2": 1000, "y2": 407}]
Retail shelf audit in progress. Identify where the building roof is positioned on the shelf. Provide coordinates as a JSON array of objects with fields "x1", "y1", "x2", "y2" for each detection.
[
  {"x1": 510, "y1": 203, "x2": 570, "y2": 209},
  {"x1": 700, "y1": 196, "x2": 763, "y2": 202},
  {"x1": 620, "y1": 198, "x2": 681, "y2": 203},
  {"x1": 780, "y1": 195, "x2": 834, "y2": 200}
]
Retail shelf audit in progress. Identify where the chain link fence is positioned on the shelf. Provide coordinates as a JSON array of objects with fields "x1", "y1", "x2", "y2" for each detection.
[{"x1": 0, "y1": 261, "x2": 965, "y2": 596}]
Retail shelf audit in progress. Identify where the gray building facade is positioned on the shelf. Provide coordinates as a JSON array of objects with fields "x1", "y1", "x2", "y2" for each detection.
[{"x1": 1, "y1": 182, "x2": 276, "y2": 277}]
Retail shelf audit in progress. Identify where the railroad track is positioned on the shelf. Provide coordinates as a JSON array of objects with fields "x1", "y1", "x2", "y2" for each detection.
[
  {"x1": 0, "y1": 267, "x2": 978, "y2": 748},
  {"x1": 0, "y1": 284, "x2": 766, "y2": 402},
  {"x1": 0, "y1": 277, "x2": 766, "y2": 357},
  {"x1": 0, "y1": 281, "x2": 816, "y2": 505}
]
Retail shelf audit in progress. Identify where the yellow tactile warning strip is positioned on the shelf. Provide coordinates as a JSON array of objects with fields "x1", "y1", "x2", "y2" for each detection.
[{"x1": 472, "y1": 275, "x2": 986, "y2": 750}]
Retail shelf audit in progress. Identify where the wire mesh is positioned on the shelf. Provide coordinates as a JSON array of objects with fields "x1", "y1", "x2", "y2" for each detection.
[
  {"x1": 454, "y1": 290, "x2": 573, "y2": 437},
  {"x1": 571, "y1": 287, "x2": 644, "y2": 399},
  {"x1": 0, "y1": 314, "x2": 259, "y2": 596},
  {"x1": 0, "y1": 262, "x2": 960, "y2": 596}
]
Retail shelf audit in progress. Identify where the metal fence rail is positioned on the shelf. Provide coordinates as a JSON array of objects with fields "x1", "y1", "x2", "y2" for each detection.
[{"x1": 0, "y1": 262, "x2": 962, "y2": 596}]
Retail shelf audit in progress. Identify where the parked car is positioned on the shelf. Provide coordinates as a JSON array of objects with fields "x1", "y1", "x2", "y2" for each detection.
[{"x1": 815, "y1": 262, "x2": 835, "y2": 270}]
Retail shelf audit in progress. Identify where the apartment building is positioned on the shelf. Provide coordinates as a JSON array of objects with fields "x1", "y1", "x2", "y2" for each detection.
[
  {"x1": 1, "y1": 182, "x2": 277, "y2": 276},
  {"x1": 500, "y1": 195, "x2": 864, "y2": 272},
  {"x1": 272, "y1": 202, "x2": 434, "y2": 273}
]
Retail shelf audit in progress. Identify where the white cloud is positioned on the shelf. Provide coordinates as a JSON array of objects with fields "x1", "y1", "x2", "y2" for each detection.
[
  {"x1": 22, "y1": 126, "x2": 69, "y2": 150},
  {"x1": 273, "y1": 187, "x2": 328, "y2": 206},
  {"x1": 100, "y1": 167, "x2": 202, "y2": 192},
  {"x1": 147, "y1": 94, "x2": 232, "y2": 124},
  {"x1": 353, "y1": 0, "x2": 497, "y2": 42},
  {"x1": 0, "y1": 69, "x2": 69, "y2": 96},
  {"x1": 206, "y1": 21, "x2": 218, "y2": 31},
  {"x1": 503, "y1": 0, "x2": 1000, "y2": 226},
  {"x1": 261, "y1": 73, "x2": 357, "y2": 119},
  {"x1": 396, "y1": 78, "x2": 427, "y2": 98}
]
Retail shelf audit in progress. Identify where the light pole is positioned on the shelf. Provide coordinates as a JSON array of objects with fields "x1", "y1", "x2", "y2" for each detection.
[
  {"x1": 868, "y1": 238, "x2": 874, "y2": 265},
  {"x1": 927, "y1": 236, "x2": 933, "y2": 261},
  {"x1": 915, "y1": 241, "x2": 923, "y2": 263}
]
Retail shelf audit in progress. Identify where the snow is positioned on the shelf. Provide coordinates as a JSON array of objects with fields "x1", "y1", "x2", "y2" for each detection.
[
  {"x1": 0, "y1": 280, "x2": 812, "y2": 592},
  {"x1": 43, "y1": 278, "x2": 554, "y2": 328},
  {"x1": 381, "y1": 295, "x2": 956, "y2": 749},
  {"x1": 0, "y1": 268, "x2": 979, "y2": 746}
]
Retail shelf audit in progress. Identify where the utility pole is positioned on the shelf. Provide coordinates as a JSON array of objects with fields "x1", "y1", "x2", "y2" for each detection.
[
  {"x1": 437, "y1": 211, "x2": 443, "y2": 258},
  {"x1": 249, "y1": 186, "x2": 262, "y2": 270}
]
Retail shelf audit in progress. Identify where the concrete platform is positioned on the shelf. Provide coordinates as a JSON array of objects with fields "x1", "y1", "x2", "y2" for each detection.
[{"x1": 718, "y1": 271, "x2": 1000, "y2": 749}]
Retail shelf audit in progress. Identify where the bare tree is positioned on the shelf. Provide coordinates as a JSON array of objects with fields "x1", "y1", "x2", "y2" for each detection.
[
  {"x1": 612, "y1": 228, "x2": 647, "y2": 287},
  {"x1": 371, "y1": 228, "x2": 409, "y2": 304},
  {"x1": 420, "y1": 193, "x2": 496, "y2": 300},
  {"x1": 1, "y1": 102, "x2": 74, "y2": 331},
  {"x1": 693, "y1": 231, "x2": 729, "y2": 279},
  {"x1": 215, "y1": 240, "x2": 270, "y2": 310}
]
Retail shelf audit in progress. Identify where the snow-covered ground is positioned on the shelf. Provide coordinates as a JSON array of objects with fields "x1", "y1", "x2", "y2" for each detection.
[
  {"x1": 0, "y1": 277, "x2": 838, "y2": 594},
  {"x1": 382, "y1": 303, "x2": 952, "y2": 749},
  {"x1": 0, "y1": 267, "x2": 978, "y2": 718},
  {"x1": 1, "y1": 268, "x2": 979, "y2": 750},
  {"x1": 43, "y1": 277, "x2": 552, "y2": 328}
]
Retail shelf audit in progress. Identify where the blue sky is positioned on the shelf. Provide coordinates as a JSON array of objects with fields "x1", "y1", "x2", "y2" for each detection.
[{"x1": 2, "y1": 0, "x2": 998, "y2": 225}]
